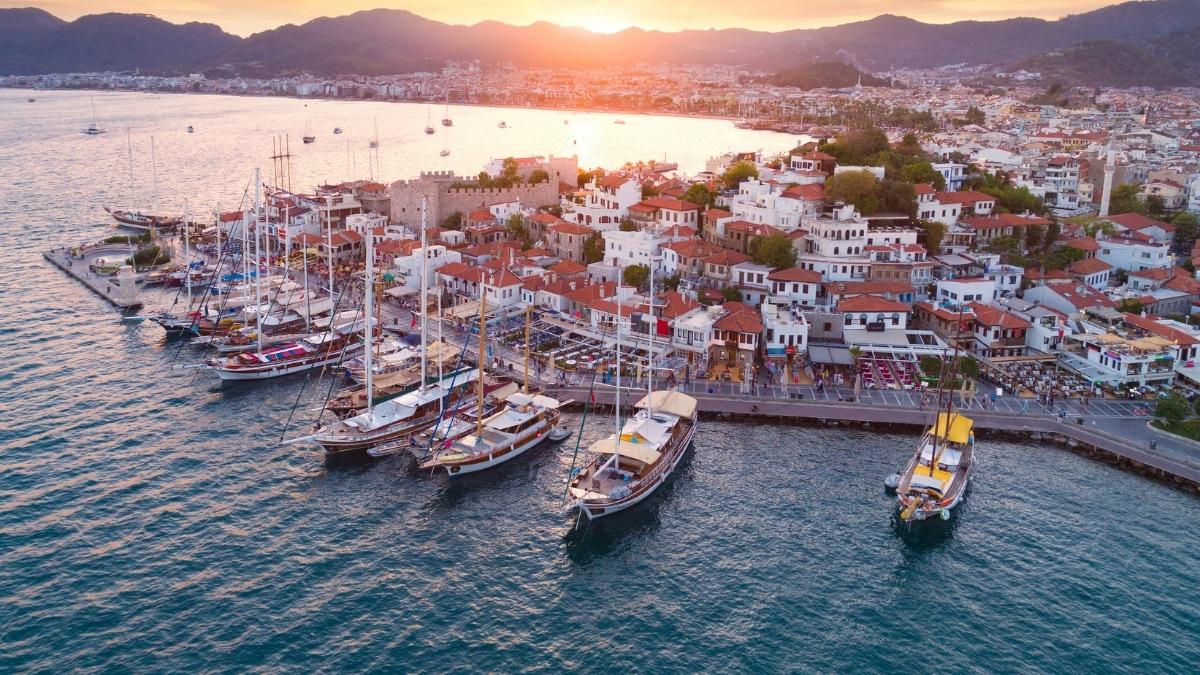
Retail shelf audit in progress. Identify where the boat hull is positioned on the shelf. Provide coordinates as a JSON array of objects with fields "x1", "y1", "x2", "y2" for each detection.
[
  {"x1": 210, "y1": 345, "x2": 361, "y2": 381},
  {"x1": 435, "y1": 420, "x2": 552, "y2": 477}
]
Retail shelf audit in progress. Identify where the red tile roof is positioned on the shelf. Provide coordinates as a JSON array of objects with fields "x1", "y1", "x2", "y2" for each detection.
[
  {"x1": 836, "y1": 295, "x2": 911, "y2": 313},
  {"x1": 1064, "y1": 236, "x2": 1100, "y2": 252},
  {"x1": 781, "y1": 184, "x2": 826, "y2": 200},
  {"x1": 714, "y1": 303, "x2": 763, "y2": 333},
  {"x1": 968, "y1": 302, "x2": 1031, "y2": 329},
  {"x1": 1067, "y1": 257, "x2": 1113, "y2": 276},
  {"x1": 1105, "y1": 212, "x2": 1174, "y2": 232},
  {"x1": 934, "y1": 190, "x2": 995, "y2": 205},
  {"x1": 768, "y1": 267, "x2": 822, "y2": 283}
]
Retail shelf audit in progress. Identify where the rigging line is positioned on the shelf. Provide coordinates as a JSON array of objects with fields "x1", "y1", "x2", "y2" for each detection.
[
  {"x1": 171, "y1": 187, "x2": 251, "y2": 366},
  {"x1": 422, "y1": 314, "x2": 478, "y2": 457},
  {"x1": 561, "y1": 322, "x2": 609, "y2": 499},
  {"x1": 278, "y1": 273, "x2": 364, "y2": 441}
]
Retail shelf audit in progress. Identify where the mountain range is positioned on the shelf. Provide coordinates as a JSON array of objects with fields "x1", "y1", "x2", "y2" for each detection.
[{"x1": 2, "y1": 1, "x2": 1199, "y2": 84}]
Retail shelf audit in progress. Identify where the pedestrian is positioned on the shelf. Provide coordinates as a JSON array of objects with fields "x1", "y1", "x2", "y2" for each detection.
[{"x1": 1020, "y1": 399, "x2": 1030, "y2": 415}]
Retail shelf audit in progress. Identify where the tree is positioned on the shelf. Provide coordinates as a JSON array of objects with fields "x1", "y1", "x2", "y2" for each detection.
[
  {"x1": 528, "y1": 169, "x2": 549, "y2": 184},
  {"x1": 820, "y1": 126, "x2": 889, "y2": 165},
  {"x1": 1145, "y1": 194, "x2": 1166, "y2": 219},
  {"x1": 1024, "y1": 223, "x2": 1046, "y2": 251},
  {"x1": 897, "y1": 161, "x2": 946, "y2": 190},
  {"x1": 984, "y1": 235, "x2": 1023, "y2": 260},
  {"x1": 1043, "y1": 220, "x2": 1061, "y2": 252},
  {"x1": 577, "y1": 169, "x2": 596, "y2": 189},
  {"x1": 748, "y1": 234, "x2": 798, "y2": 269},
  {"x1": 682, "y1": 183, "x2": 716, "y2": 210},
  {"x1": 964, "y1": 106, "x2": 986, "y2": 126},
  {"x1": 623, "y1": 264, "x2": 650, "y2": 290},
  {"x1": 1156, "y1": 396, "x2": 1189, "y2": 424},
  {"x1": 1108, "y1": 183, "x2": 1145, "y2": 216},
  {"x1": 1116, "y1": 298, "x2": 1144, "y2": 314},
  {"x1": 721, "y1": 286, "x2": 741, "y2": 302},
  {"x1": 440, "y1": 211, "x2": 462, "y2": 230},
  {"x1": 878, "y1": 179, "x2": 917, "y2": 218},
  {"x1": 618, "y1": 219, "x2": 639, "y2": 232},
  {"x1": 721, "y1": 160, "x2": 758, "y2": 189},
  {"x1": 919, "y1": 219, "x2": 947, "y2": 254},
  {"x1": 1171, "y1": 211, "x2": 1199, "y2": 249},
  {"x1": 506, "y1": 214, "x2": 533, "y2": 248},
  {"x1": 960, "y1": 356, "x2": 980, "y2": 379},
  {"x1": 662, "y1": 273, "x2": 681, "y2": 291},
  {"x1": 582, "y1": 232, "x2": 605, "y2": 264},
  {"x1": 824, "y1": 170, "x2": 880, "y2": 214}
]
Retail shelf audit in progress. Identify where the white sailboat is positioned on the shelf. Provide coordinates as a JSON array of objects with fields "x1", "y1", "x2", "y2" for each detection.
[
  {"x1": 82, "y1": 96, "x2": 105, "y2": 135},
  {"x1": 424, "y1": 107, "x2": 435, "y2": 135},
  {"x1": 106, "y1": 132, "x2": 181, "y2": 231}
]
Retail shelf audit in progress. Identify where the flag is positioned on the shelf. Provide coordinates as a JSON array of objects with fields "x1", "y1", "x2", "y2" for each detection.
[
  {"x1": 410, "y1": 313, "x2": 417, "y2": 328},
  {"x1": 589, "y1": 390, "x2": 596, "y2": 404}
]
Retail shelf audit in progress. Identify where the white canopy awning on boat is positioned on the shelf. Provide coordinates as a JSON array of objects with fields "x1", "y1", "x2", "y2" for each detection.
[{"x1": 634, "y1": 390, "x2": 697, "y2": 418}]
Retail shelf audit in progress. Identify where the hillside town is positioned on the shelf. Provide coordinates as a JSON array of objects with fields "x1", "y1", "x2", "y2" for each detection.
[{"x1": 197, "y1": 97, "x2": 1200, "y2": 402}]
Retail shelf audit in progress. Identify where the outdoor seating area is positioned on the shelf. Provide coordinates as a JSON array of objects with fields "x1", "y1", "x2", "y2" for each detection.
[
  {"x1": 859, "y1": 354, "x2": 921, "y2": 390},
  {"x1": 986, "y1": 359, "x2": 1090, "y2": 399}
]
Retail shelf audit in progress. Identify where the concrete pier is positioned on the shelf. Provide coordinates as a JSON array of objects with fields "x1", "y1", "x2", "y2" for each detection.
[
  {"x1": 552, "y1": 386, "x2": 1200, "y2": 491},
  {"x1": 44, "y1": 246, "x2": 143, "y2": 310}
]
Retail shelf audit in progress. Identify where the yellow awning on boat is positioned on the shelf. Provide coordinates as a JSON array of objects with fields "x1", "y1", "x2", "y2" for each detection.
[{"x1": 933, "y1": 412, "x2": 973, "y2": 444}]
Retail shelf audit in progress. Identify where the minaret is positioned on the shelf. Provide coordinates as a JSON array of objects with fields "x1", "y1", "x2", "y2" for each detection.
[{"x1": 1098, "y1": 128, "x2": 1116, "y2": 217}]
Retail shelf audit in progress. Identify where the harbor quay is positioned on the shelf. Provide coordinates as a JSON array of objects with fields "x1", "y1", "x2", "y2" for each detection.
[{"x1": 43, "y1": 245, "x2": 142, "y2": 309}]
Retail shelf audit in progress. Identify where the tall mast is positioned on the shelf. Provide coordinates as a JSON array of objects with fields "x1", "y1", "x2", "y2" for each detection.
[
  {"x1": 150, "y1": 136, "x2": 159, "y2": 214},
  {"x1": 364, "y1": 229, "x2": 375, "y2": 418},
  {"x1": 126, "y1": 129, "x2": 134, "y2": 201},
  {"x1": 183, "y1": 200, "x2": 191, "y2": 309},
  {"x1": 325, "y1": 195, "x2": 334, "y2": 300},
  {"x1": 613, "y1": 292, "x2": 622, "y2": 470},
  {"x1": 476, "y1": 274, "x2": 488, "y2": 443},
  {"x1": 419, "y1": 195, "x2": 429, "y2": 391},
  {"x1": 647, "y1": 256, "x2": 655, "y2": 413},
  {"x1": 437, "y1": 275, "x2": 444, "y2": 381},
  {"x1": 523, "y1": 305, "x2": 531, "y2": 393},
  {"x1": 254, "y1": 168, "x2": 264, "y2": 355}
]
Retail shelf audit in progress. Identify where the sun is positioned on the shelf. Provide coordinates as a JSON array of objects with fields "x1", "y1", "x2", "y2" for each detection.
[{"x1": 562, "y1": 13, "x2": 631, "y2": 34}]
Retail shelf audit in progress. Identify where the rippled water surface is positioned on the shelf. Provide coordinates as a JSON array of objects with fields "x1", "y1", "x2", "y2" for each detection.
[{"x1": 2, "y1": 90, "x2": 1199, "y2": 672}]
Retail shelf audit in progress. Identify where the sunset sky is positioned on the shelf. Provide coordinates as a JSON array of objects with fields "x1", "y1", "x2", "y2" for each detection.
[{"x1": 10, "y1": 0, "x2": 1125, "y2": 36}]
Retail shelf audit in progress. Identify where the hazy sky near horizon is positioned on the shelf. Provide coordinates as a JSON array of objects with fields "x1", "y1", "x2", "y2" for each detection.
[{"x1": 10, "y1": 0, "x2": 1125, "y2": 36}]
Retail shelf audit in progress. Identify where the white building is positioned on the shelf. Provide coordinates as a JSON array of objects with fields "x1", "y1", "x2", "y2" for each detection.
[
  {"x1": 561, "y1": 175, "x2": 642, "y2": 229},
  {"x1": 931, "y1": 162, "x2": 967, "y2": 191},
  {"x1": 727, "y1": 179, "x2": 822, "y2": 232},
  {"x1": 796, "y1": 204, "x2": 872, "y2": 282},
  {"x1": 761, "y1": 301, "x2": 809, "y2": 359},
  {"x1": 1096, "y1": 232, "x2": 1173, "y2": 272},
  {"x1": 935, "y1": 277, "x2": 997, "y2": 307}
]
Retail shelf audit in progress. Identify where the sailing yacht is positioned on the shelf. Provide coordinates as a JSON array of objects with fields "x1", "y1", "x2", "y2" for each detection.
[
  {"x1": 441, "y1": 98, "x2": 453, "y2": 126},
  {"x1": 567, "y1": 265, "x2": 696, "y2": 520},
  {"x1": 894, "y1": 317, "x2": 975, "y2": 523},
  {"x1": 303, "y1": 118, "x2": 316, "y2": 144},
  {"x1": 425, "y1": 108, "x2": 435, "y2": 135},
  {"x1": 420, "y1": 391, "x2": 563, "y2": 475},
  {"x1": 82, "y1": 96, "x2": 105, "y2": 135},
  {"x1": 568, "y1": 390, "x2": 697, "y2": 519},
  {"x1": 420, "y1": 300, "x2": 562, "y2": 475},
  {"x1": 106, "y1": 133, "x2": 181, "y2": 231},
  {"x1": 895, "y1": 410, "x2": 975, "y2": 522}
]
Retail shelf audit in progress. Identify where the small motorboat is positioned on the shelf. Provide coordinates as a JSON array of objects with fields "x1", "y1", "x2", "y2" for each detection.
[
  {"x1": 303, "y1": 135, "x2": 316, "y2": 144},
  {"x1": 497, "y1": 121, "x2": 507, "y2": 128},
  {"x1": 187, "y1": 125, "x2": 194, "y2": 133},
  {"x1": 120, "y1": 314, "x2": 146, "y2": 324},
  {"x1": 549, "y1": 425, "x2": 571, "y2": 441},
  {"x1": 333, "y1": 127, "x2": 343, "y2": 134},
  {"x1": 439, "y1": 149, "x2": 450, "y2": 157}
]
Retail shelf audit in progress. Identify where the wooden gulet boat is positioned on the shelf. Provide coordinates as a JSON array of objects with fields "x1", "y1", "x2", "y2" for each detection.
[
  {"x1": 568, "y1": 263, "x2": 697, "y2": 520},
  {"x1": 205, "y1": 326, "x2": 363, "y2": 381},
  {"x1": 420, "y1": 299, "x2": 563, "y2": 476},
  {"x1": 896, "y1": 411, "x2": 974, "y2": 522},
  {"x1": 895, "y1": 307, "x2": 975, "y2": 523}
]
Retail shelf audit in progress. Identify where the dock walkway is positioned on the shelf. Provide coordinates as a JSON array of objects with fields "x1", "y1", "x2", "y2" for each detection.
[{"x1": 43, "y1": 246, "x2": 143, "y2": 310}]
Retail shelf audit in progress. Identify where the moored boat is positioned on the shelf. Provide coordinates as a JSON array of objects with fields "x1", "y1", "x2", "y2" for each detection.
[
  {"x1": 420, "y1": 391, "x2": 563, "y2": 475},
  {"x1": 568, "y1": 390, "x2": 697, "y2": 520},
  {"x1": 896, "y1": 411, "x2": 974, "y2": 522},
  {"x1": 205, "y1": 326, "x2": 363, "y2": 381}
]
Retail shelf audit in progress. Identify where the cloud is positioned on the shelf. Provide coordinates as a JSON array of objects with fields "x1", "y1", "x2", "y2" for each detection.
[{"x1": 6, "y1": 0, "x2": 1122, "y2": 36}]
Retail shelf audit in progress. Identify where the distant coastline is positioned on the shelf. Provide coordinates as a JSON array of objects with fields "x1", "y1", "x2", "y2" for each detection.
[{"x1": 1, "y1": 85, "x2": 819, "y2": 137}]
